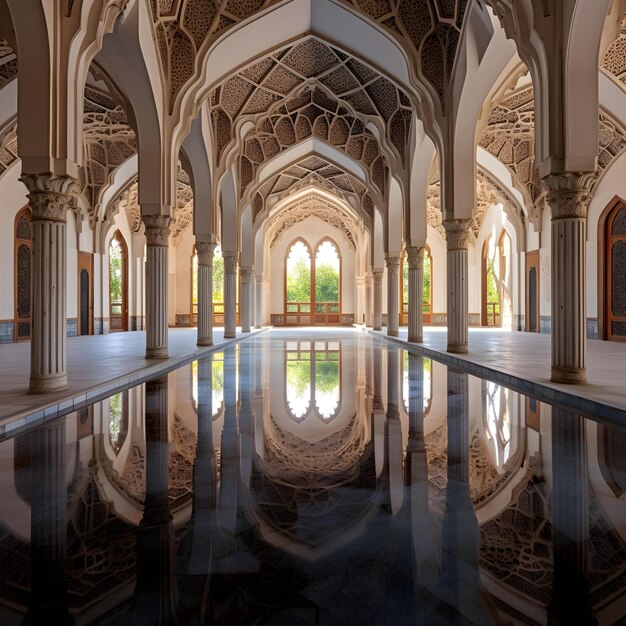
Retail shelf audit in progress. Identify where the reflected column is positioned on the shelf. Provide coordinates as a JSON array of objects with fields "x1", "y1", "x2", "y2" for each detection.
[
  {"x1": 196, "y1": 242, "x2": 215, "y2": 346},
  {"x1": 438, "y1": 368, "x2": 485, "y2": 622},
  {"x1": 239, "y1": 342, "x2": 255, "y2": 488},
  {"x1": 385, "y1": 256, "x2": 400, "y2": 337},
  {"x1": 134, "y1": 375, "x2": 178, "y2": 621},
  {"x1": 373, "y1": 269, "x2": 384, "y2": 330},
  {"x1": 386, "y1": 347, "x2": 403, "y2": 513},
  {"x1": 26, "y1": 421, "x2": 69, "y2": 623},
  {"x1": 223, "y1": 252, "x2": 238, "y2": 339},
  {"x1": 406, "y1": 247, "x2": 424, "y2": 343},
  {"x1": 548, "y1": 408, "x2": 593, "y2": 624}
]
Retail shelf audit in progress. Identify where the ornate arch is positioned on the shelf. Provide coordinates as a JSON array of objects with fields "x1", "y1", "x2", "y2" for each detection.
[{"x1": 13, "y1": 205, "x2": 31, "y2": 342}]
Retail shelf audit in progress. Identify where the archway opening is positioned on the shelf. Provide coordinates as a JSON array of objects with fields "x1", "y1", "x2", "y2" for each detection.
[
  {"x1": 314, "y1": 239, "x2": 341, "y2": 325},
  {"x1": 482, "y1": 235, "x2": 501, "y2": 327},
  {"x1": 109, "y1": 231, "x2": 128, "y2": 332},
  {"x1": 605, "y1": 200, "x2": 626, "y2": 342},
  {"x1": 285, "y1": 240, "x2": 312, "y2": 326},
  {"x1": 14, "y1": 207, "x2": 32, "y2": 342}
]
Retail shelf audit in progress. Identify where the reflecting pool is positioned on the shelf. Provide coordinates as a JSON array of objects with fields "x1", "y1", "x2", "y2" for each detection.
[{"x1": 1, "y1": 329, "x2": 625, "y2": 625}]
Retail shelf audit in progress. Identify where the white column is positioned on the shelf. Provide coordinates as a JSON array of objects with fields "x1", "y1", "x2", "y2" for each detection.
[
  {"x1": 255, "y1": 274, "x2": 263, "y2": 328},
  {"x1": 250, "y1": 272, "x2": 256, "y2": 330},
  {"x1": 544, "y1": 173, "x2": 593, "y2": 384},
  {"x1": 196, "y1": 241, "x2": 215, "y2": 346},
  {"x1": 144, "y1": 215, "x2": 171, "y2": 358},
  {"x1": 356, "y1": 276, "x2": 366, "y2": 325},
  {"x1": 223, "y1": 251, "x2": 238, "y2": 339},
  {"x1": 21, "y1": 174, "x2": 76, "y2": 393},
  {"x1": 385, "y1": 255, "x2": 400, "y2": 337},
  {"x1": 407, "y1": 246, "x2": 424, "y2": 343},
  {"x1": 444, "y1": 220, "x2": 470, "y2": 354},
  {"x1": 240, "y1": 266, "x2": 253, "y2": 333},
  {"x1": 365, "y1": 275, "x2": 373, "y2": 326},
  {"x1": 373, "y1": 270, "x2": 384, "y2": 330}
]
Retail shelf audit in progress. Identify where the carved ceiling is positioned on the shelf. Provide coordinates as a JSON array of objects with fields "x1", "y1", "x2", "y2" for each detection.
[
  {"x1": 602, "y1": 11, "x2": 626, "y2": 87},
  {"x1": 237, "y1": 85, "x2": 388, "y2": 199},
  {"x1": 0, "y1": 120, "x2": 18, "y2": 177},
  {"x1": 150, "y1": 1, "x2": 468, "y2": 109},
  {"x1": 0, "y1": 37, "x2": 17, "y2": 89},
  {"x1": 210, "y1": 37, "x2": 412, "y2": 167},
  {"x1": 267, "y1": 194, "x2": 360, "y2": 248},
  {"x1": 250, "y1": 154, "x2": 372, "y2": 221},
  {"x1": 479, "y1": 81, "x2": 626, "y2": 225}
]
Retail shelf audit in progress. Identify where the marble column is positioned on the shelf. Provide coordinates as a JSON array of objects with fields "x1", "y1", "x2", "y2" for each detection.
[
  {"x1": 196, "y1": 241, "x2": 215, "y2": 347},
  {"x1": 385, "y1": 256, "x2": 400, "y2": 337},
  {"x1": 406, "y1": 246, "x2": 424, "y2": 343},
  {"x1": 444, "y1": 219, "x2": 470, "y2": 354},
  {"x1": 254, "y1": 274, "x2": 264, "y2": 328},
  {"x1": 365, "y1": 275, "x2": 373, "y2": 327},
  {"x1": 356, "y1": 276, "x2": 366, "y2": 325},
  {"x1": 144, "y1": 215, "x2": 171, "y2": 359},
  {"x1": 26, "y1": 422, "x2": 69, "y2": 623},
  {"x1": 373, "y1": 270, "x2": 384, "y2": 330},
  {"x1": 250, "y1": 273, "x2": 256, "y2": 331},
  {"x1": 239, "y1": 267, "x2": 253, "y2": 333},
  {"x1": 21, "y1": 174, "x2": 76, "y2": 393},
  {"x1": 386, "y1": 347, "x2": 403, "y2": 513},
  {"x1": 544, "y1": 173, "x2": 594, "y2": 384},
  {"x1": 223, "y1": 252, "x2": 238, "y2": 339},
  {"x1": 548, "y1": 408, "x2": 593, "y2": 623}
]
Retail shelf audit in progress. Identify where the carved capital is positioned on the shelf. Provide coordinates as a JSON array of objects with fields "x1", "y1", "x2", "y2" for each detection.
[
  {"x1": 443, "y1": 219, "x2": 471, "y2": 250},
  {"x1": 406, "y1": 246, "x2": 424, "y2": 270},
  {"x1": 20, "y1": 173, "x2": 77, "y2": 222},
  {"x1": 223, "y1": 252, "x2": 239, "y2": 274},
  {"x1": 143, "y1": 215, "x2": 171, "y2": 246},
  {"x1": 196, "y1": 241, "x2": 215, "y2": 266},
  {"x1": 373, "y1": 270, "x2": 384, "y2": 285},
  {"x1": 240, "y1": 268, "x2": 254, "y2": 284},
  {"x1": 385, "y1": 255, "x2": 400, "y2": 274},
  {"x1": 542, "y1": 172, "x2": 595, "y2": 219}
]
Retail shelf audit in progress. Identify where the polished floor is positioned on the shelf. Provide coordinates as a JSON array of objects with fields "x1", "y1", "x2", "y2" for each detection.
[{"x1": 0, "y1": 329, "x2": 624, "y2": 625}]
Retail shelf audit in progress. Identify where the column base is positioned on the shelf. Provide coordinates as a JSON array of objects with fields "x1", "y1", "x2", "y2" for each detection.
[
  {"x1": 373, "y1": 325, "x2": 382, "y2": 331},
  {"x1": 551, "y1": 366, "x2": 587, "y2": 384},
  {"x1": 408, "y1": 335, "x2": 423, "y2": 343},
  {"x1": 224, "y1": 332, "x2": 236, "y2": 339},
  {"x1": 28, "y1": 373, "x2": 68, "y2": 394},
  {"x1": 254, "y1": 325, "x2": 262, "y2": 329},
  {"x1": 447, "y1": 342, "x2": 468, "y2": 354},
  {"x1": 197, "y1": 338, "x2": 213, "y2": 347},
  {"x1": 242, "y1": 328, "x2": 251, "y2": 333},
  {"x1": 146, "y1": 348, "x2": 168, "y2": 359},
  {"x1": 387, "y1": 330, "x2": 398, "y2": 337}
]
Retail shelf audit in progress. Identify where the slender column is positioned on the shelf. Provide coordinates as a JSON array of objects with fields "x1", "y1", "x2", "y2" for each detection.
[
  {"x1": 196, "y1": 241, "x2": 215, "y2": 347},
  {"x1": 222, "y1": 252, "x2": 238, "y2": 338},
  {"x1": 254, "y1": 274, "x2": 264, "y2": 328},
  {"x1": 385, "y1": 256, "x2": 400, "y2": 337},
  {"x1": 386, "y1": 347, "x2": 403, "y2": 513},
  {"x1": 544, "y1": 173, "x2": 594, "y2": 384},
  {"x1": 365, "y1": 275, "x2": 373, "y2": 326},
  {"x1": 372, "y1": 270, "x2": 384, "y2": 330},
  {"x1": 406, "y1": 246, "x2": 424, "y2": 343},
  {"x1": 250, "y1": 273, "x2": 256, "y2": 331},
  {"x1": 444, "y1": 219, "x2": 470, "y2": 354},
  {"x1": 21, "y1": 174, "x2": 76, "y2": 393},
  {"x1": 239, "y1": 267, "x2": 253, "y2": 333},
  {"x1": 144, "y1": 215, "x2": 171, "y2": 358},
  {"x1": 356, "y1": 276, "x2": 366, "y2": 325}
]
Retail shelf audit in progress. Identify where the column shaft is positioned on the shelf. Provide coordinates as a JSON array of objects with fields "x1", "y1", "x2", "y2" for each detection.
[
  {"x1": 373, "y1": 270, "x2": 383, "y2": 330},
  {"x1": 544, "y1": 173, "x2": 593, "y2": 384},
  {"x1": 255, "y1": 275, "x2": 264, "y2": 328},
  {"x1": 223, "y1": 253, "x2": 238, "y2": 339},
  {"x1": 386, "y1": 256, "x2": 400, "y2": 337},
  {"x1": 21, "y1": 174, "x2": 76, "y2": 393},
  {"x1": 240, "y1": 267, "x2": 253, "y2": 333},
  {"x1": 407, "y1": 246, "x2": 424, "y2": 343},
  {"x1": 196, "y1": 242, "x2": 215, "y2": 347},
  {"x1": 444, "y1": 220, "x2": 470, "y2": 354},
  {"x1": 144, "y1": 216, "x2": 171, "y2": 358}
]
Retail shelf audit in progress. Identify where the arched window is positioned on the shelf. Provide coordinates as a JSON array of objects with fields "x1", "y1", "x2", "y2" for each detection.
[
  {"x1": 401, "y1": 253, "x2": 409, "y2": 326},
  {"x1": 482, "y1": 234, "x2": 501, "y2": 326},
  {"x1": 423, "y1": 246, "x2": 432, "y2": 324},
  {"x1": 498, "y1": 231, "x2": 513, "y2": 328},
  {"x1": 109, "y1": 231, "x2": 128, "y2": 332},
  {"x1": 483, "y1": 381, "x2": 511, "y2": 467},
  {"x1": 14, "y1": 207, "x2": 32, "y2": 341},
  {"x1": 402, "y1": 351, "x2": 432, "y2": 416},
  {"x1": 212, "y1": 245, "x2": 225, "y2": 326},
  {"x1": 605, "y1": 200, "x2": 626, "y2": 341},
  {"x1": 109, "y1": 391, "x2": 129, "y2": 455},
  {"x1": 285, "y1": 340, "x2": 341, "y2": 422},
  {"x1": 191, "y1": 356, "x2": 224, "y2": 418},
  {"x1": 191, "y1": 247, "x2": 198, "y2": 326},
  {"x1": 285, "y1": 239, "x2": 312, "y2": 325},
  {"x1": 314, "y1": 239, "x2": 341, "y2": 325}
]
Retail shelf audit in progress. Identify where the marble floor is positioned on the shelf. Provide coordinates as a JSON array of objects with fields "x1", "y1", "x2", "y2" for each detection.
[
  {"x1": 0, "y1": 327, "x2": 266, "y2": 434},
  {"x1": 0, "y1": 329, "x2": 623, "y2": 625}
]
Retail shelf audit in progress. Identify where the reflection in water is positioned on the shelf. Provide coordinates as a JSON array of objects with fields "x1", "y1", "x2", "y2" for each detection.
[{"x1": 2, "y1": 330, "x2": 626, "y2": 624}]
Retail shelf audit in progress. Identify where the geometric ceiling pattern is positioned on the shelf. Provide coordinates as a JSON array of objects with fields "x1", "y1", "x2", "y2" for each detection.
[
  {"x1": 151, "y1": 1, "x2": 468, "y2": 108},
  {"x1": 237, "y1": 85, "x2": 388, "y2": 200},
  {"x1": 250, "y1": 154, "x2": 371, "y2": 220},
  {"x1": 209, "y1": 37, "x2": 412, "y2": 166},
  {"x1": 0, "y1": 120, "x2": 18, "y2": 177},
  {"x1": 0, "y1": 37, "x2": 17, "y2": 89},
  {"x1": 602, "y1": 11, "x2": 626, "y2": 88}
]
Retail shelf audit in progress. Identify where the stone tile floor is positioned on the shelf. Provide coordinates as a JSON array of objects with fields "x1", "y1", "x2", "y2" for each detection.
[
  {"x1": 0, "y1": 327, "x2": 266, "y2": 434},
  {"x1": 367, "y1": 326, "x2": 626, "y2": 422}
]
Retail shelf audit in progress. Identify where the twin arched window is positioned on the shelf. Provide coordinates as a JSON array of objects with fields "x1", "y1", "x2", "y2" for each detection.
[{"x1": 285, "y1": 238, "x2": 341, "y2": 325}]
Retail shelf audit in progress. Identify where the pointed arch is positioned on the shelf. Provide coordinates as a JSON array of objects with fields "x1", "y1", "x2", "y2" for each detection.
[
  {"x1": 285, "y1": 238, "x2": 313, "y2": 326},
  {"x1": 314, "y1": 238, "x2": 342, "y2": 325},
  {"x1": 481, "y1": 234, "x2": 501, "y2": 327},
  {"x1": 14, "y1": 205, "x2": 32, "y2": 342},
  {"x1": 109, "y1": 230, "x2": 128, "y2": 332},
  {"x1": 423, "y1": 245, "x2": 433, "y2": 325}
]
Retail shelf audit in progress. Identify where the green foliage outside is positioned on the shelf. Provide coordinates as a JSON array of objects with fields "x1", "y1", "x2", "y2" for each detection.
[
  {"x1": 314, "y1": 263, "x2": 339, "y2": 302},
  {"x1": 109, "y1": 392, "x2": 123, "y2": 450},
  {"x1": 286, "y1": 351, "x2": 339, "y2": 400},
  {"x1": 287, "y1": 353, "x2": 311, "y2": 398},
  {"x1": 486, "y1": 257, "x2": 500, "y2": 306},
  {"x1": 213, "y1": 358, "x2": 224, "y2": 391},
  {"x1": 314, "y1": 357, "x2": 339, "y2": 395},
  {"x1": 213, "y1": 255, "x2": 224, "y2": 303},
  {"x1": 287, "y1": 258, "x2": 311, "y2": 302},
  {"x1": 110, "y1": 239, "x2": 123, "y2": 308},
  {"x1": 403, "y1": 256, "x2": 409, "y2": 305},
  {"x1": 423, "y1": 250, "x2": 431, "y2": 311}
]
